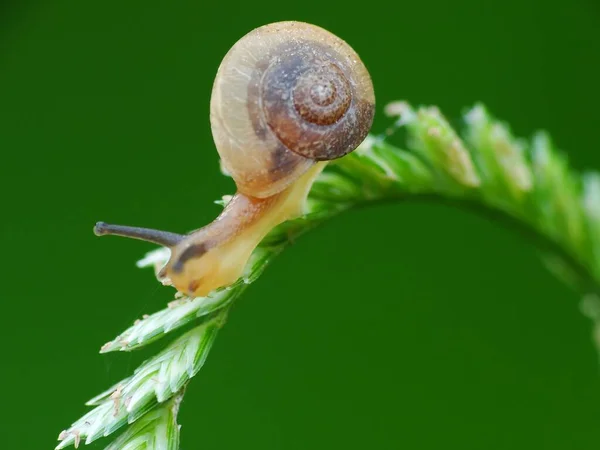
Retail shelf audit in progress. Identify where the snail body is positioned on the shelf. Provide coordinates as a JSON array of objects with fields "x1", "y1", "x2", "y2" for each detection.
[{"x1": 95, "y1": 21, "x2": 375, "y2": 297}]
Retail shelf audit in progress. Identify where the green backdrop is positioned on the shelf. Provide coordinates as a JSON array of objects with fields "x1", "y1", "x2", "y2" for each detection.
[{"x1": 2, "y1": 0, "x2": 600, "y2": 448}]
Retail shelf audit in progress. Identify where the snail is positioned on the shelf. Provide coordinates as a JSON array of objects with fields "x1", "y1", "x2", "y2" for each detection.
[{"x1": 94, "y1": 21, "x2": 375, "y2": 297}]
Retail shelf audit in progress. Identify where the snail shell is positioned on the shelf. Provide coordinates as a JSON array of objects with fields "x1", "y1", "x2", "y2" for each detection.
[{"x1": 210, "y1": 21, "x2": 375, "y2": 198}]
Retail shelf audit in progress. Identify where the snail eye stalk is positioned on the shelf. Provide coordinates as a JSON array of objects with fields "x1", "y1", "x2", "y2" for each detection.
[{"x1": 94, "y1": 222, "x2": 185, "y2": 248}]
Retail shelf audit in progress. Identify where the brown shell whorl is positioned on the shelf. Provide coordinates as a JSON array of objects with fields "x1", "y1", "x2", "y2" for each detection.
[
  {"x1": 210, "y1": 21, "x2": 375, "y2": 198},
  {"x1": 260, "y1": 40, "x2": 373, "y2": 161},
  {"x1": 292, "y1": 64, "x2": 351, "y2": 126}
]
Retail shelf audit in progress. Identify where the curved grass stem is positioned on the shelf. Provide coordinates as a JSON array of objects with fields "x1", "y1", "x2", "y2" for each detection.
[{"x1": 57, "y1": 102, "x2": 600, "y2": 449}]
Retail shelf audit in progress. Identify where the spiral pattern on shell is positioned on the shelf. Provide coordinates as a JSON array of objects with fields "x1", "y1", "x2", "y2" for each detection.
[{"x1": 210, "y1": 21, "x2": 375, "y2": 198}]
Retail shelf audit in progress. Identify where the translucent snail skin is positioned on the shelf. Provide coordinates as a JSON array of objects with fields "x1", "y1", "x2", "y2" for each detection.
[{"x1": 94, "y1": 21, "x2": 375, "y2": 297}]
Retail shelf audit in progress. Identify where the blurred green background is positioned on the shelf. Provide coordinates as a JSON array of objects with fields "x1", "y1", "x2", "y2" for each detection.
[{"x1": 2, "y1": 0, "x2": 600, "y2": 448}]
